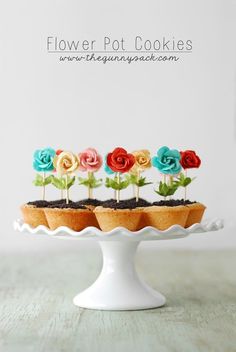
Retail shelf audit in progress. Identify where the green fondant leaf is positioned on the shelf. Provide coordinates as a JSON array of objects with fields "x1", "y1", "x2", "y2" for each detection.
[
  {"x1": 105, "y1": 175, "x2": 130, "y2": 190},
  {"x1": 52, "y1": 175, "x2": 75, "y2": 190},
  {"x1": 44, "y1": 175, "x2": 52, "y2": 186},
  {"x1": 177, "y1": 173, "x2": 195, "y2": 188},
  {"x1": 33, "y1": 174, "x2": 43, "y2": 186},
  {"x1": 126, "y1": 174, "x2": 152, "y2": 187},
  {"x1": 67, "y1": 176, "x2": 75, "y2": 189},
  {"x1": 33, "y1": 174, "x2": 52, "y2": 187},
  {"x1": 51, "y1": 176, "x2": 65, "y2": 190},
  {"x1": 155, "y1": 181, "x2": 179, "y2": 197},
  {"x1": 78, "y1": 175, "x2": 103, "y2": 189}
]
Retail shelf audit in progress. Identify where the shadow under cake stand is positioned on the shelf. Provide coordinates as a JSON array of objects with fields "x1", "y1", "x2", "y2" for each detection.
[{"x1": 14, "y1": 219, "x2": 223, "y2": 311}]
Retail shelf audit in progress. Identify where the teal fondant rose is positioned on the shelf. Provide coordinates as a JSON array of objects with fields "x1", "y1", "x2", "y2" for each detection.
[
  {"x1": 152, "y1": 146, "x2": 182, "y2": 175},
  {"x1": 33, "y1": 147, "x2": 56, "y2": 172}
]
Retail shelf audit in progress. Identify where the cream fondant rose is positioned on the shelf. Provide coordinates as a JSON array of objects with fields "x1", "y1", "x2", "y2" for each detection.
[
  {"x1": 130, "y1": 149, "x2": 151, "y2": 174},
  {"x1": 54, "y1": 151, "x2": 79, "y2": 175}
]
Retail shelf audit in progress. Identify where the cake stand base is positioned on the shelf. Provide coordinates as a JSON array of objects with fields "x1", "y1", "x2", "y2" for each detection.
[
  {"x1": 73, "y1": 241, "x2": 166, "y2": 311},
  {"x1": 14, "y1": 218, "x2": 224, "y2": 311}
]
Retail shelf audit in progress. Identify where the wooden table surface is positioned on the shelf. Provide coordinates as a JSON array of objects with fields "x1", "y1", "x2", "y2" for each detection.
[{"x1": 0, "y1": 248, "x2": 236, "y2": 352}]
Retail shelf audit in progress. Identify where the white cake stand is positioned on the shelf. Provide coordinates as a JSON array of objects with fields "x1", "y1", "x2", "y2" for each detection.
[{"x1": 14, "y1": 219, "x2": 223, "y2": 311}]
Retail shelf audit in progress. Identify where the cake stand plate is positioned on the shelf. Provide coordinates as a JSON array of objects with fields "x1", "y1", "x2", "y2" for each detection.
[{"x1": 14, "y1": 219, "x2": 223, "y2": 311}]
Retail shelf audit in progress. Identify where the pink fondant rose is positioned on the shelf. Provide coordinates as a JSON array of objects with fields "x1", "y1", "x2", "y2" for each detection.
[{"x1": 78, "y1": 148, "x2": 103, "y2": 172}]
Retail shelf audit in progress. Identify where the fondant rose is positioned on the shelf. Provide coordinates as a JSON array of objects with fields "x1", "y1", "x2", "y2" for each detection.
[
  {"x1": 180, "y1": 150, "x2": 201, "y2": 169},
  {"x1": 130, "y1": 149, "x2": 151, "y2": 174},
  {"x1": 78, "y1": 148, "x2": 102, "y2": 172},
  {"x1": 107, "y1": 147, "x2": 135, "y2": 173},
  {"x1": 152, "y1": 146, "x2": 182, "y2": 175},
  {"x1": 33, "y1": 147, "x2": 56, "y2": 172},
  {"x1": 53, "y1": 151, "x2": 79, "y2": 175}
]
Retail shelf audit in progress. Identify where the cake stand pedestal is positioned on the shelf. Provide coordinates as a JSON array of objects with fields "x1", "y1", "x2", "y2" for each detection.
[
  {"x1": 74, "y1": 241, "x2": 165, "y2": 310},
  {"x1": 14, "y1": 219, "x2": 223, "y2": 311}
]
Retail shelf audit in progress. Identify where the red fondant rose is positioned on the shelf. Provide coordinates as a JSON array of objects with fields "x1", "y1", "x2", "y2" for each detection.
[
  {"x1": 107, "y1": 147, "x2": 135, "y2": 173},
  {"x1": 180, "y1": 150, "x2": 201, "y2": 169}
]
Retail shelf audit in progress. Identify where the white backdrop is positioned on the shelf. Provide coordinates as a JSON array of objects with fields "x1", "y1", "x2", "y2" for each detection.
[{"x1": 0, "y1": 0, "x2": 236, "y2": 251}]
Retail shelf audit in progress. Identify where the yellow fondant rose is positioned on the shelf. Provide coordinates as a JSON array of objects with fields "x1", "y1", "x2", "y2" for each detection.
[
  {"x1": 54, "y1": 151, "x2": 79, "y2": 175},
  {"x1": 130, "y1": 149, "x2": 151, "y2": 174}
]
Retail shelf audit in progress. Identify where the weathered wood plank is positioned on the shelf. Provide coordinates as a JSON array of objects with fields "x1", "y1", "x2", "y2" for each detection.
[{"x1": 0, "y1": 250, "x2": 236, "y2": 352}]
